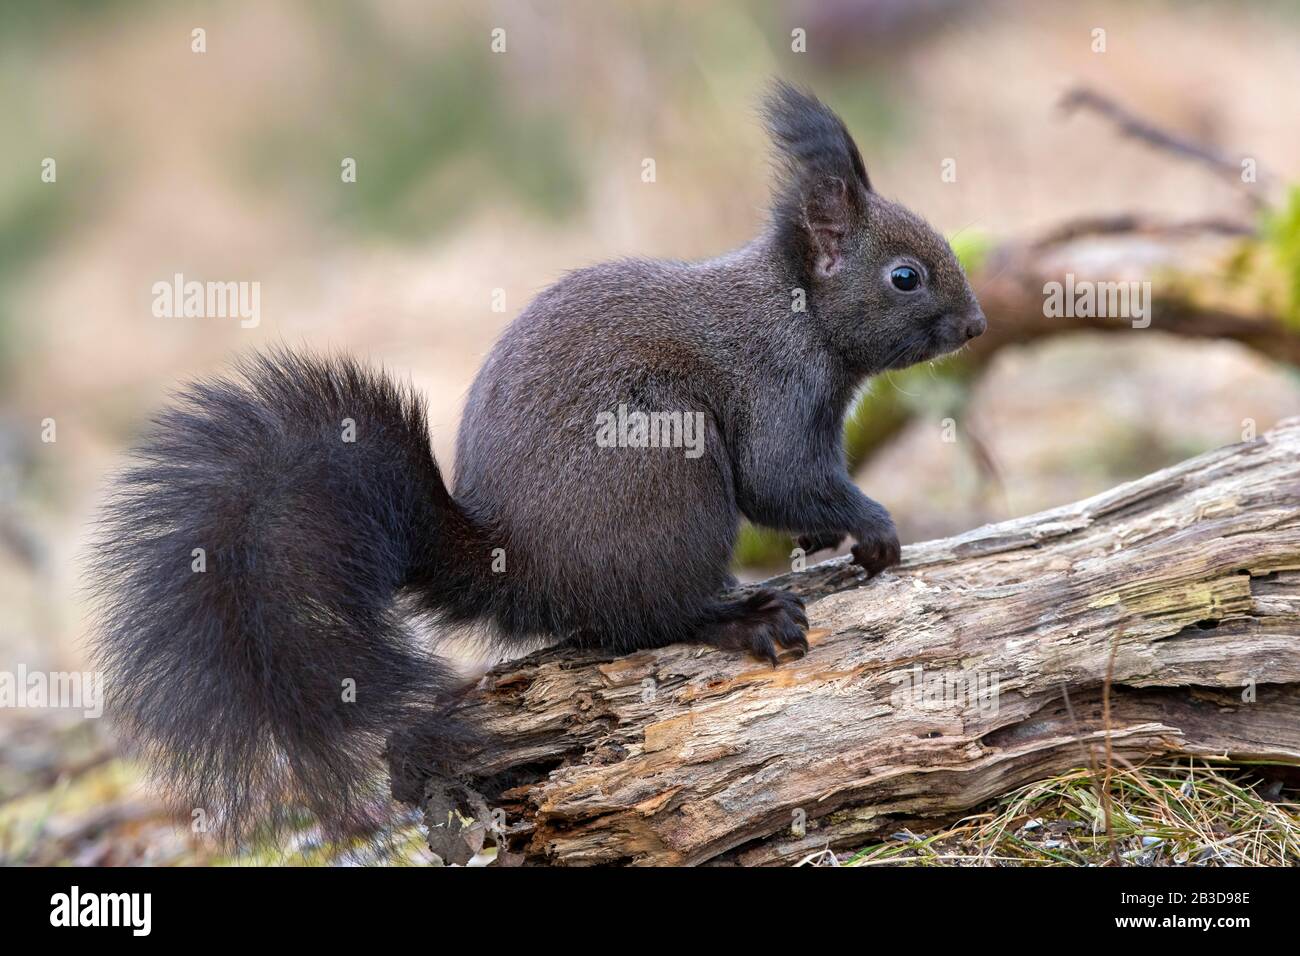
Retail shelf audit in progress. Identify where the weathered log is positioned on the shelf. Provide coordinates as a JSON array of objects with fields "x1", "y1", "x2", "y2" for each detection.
[
  {"x1": 971, "y1": 222, "x2": 1300, "y2": 366},
  {"x1": 406, "y1": 419, "x2": 1300, "y2": 865}
]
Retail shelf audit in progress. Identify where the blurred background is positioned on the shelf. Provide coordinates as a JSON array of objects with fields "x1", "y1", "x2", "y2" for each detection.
[{"x1": 2, "y1": 0, "x2": 1298, "y2": 863}]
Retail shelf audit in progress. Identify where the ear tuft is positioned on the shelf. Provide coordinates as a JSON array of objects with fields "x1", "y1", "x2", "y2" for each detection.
[
  {"x1": 763, "y1": 81, "x2": 871, "y2": 194},
  {"x1": 763, "y1": 81, "x2": 871, "y2": 282}
]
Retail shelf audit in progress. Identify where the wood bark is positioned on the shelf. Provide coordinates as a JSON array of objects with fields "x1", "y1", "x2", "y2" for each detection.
[{"x1": 405, "y1": 419, "x2": 1300, "y2": 866}]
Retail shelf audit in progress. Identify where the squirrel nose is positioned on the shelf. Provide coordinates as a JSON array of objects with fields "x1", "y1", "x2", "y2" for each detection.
[{"x1": 960, "y1": 308, "x2": 987, "y2": 341}]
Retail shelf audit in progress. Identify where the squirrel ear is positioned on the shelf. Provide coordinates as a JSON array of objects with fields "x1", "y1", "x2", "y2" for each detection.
[
  {"x1": 805, "y1": 175, "x2": 853, "y2": 278},
  {"x1": 763, "y1": 81, "x2": 871, "y2": 280}
]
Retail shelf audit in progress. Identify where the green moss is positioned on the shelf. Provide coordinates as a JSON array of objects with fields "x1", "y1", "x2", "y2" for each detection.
[
  {"x1": 733, "y1": 523, "x2": 795, "y2": 572},
  {"x1": 949, "y1": 229, "x2": 993, "y2": 276},
  {"x1": 1263, "y1": 185, "x2": 1300, "y2": 330}
]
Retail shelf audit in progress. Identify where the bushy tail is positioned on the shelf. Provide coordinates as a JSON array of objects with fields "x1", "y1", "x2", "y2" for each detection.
[{"x1": 90, "y1": 350, "x2": 485, "y2": 843}]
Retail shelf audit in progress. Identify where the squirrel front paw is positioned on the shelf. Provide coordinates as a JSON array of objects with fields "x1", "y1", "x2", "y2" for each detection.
[
  {"x1": 851, "y1": 524, "x2": 901, "y2": 578},
  {"x1": 796, "y1": 531, "x2": 846, "y2": 554}
]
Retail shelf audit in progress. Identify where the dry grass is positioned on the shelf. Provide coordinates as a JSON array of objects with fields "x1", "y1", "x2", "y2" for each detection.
[{"x1": 801, "y1": 760, "x2": 1299, "y2": 867}]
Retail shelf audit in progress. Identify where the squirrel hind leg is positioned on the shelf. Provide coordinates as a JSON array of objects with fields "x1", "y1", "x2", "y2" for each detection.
[{"x1": 695, "y1": 589, "x2": 809, "y2": 666}]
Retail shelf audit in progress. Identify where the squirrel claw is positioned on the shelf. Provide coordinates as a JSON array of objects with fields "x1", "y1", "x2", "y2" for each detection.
[
  {"x1": 851, "y1": 535, "x2": 901, "y2": 578},
  {"x1": 706, "y1": 588, "x2": 809, "y2": 665}
]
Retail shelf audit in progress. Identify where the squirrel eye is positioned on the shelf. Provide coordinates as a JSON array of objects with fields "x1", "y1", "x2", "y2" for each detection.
[{"x1": 890, "y1": 266, "x2": 920, "y2": 291}]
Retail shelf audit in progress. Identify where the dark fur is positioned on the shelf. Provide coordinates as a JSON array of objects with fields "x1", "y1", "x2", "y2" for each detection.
[
  {"x1": 91, "y1": 84, "x2": 984, "y2": 842},
  {"x1": 90, "y1": 352, "x2": 484, "y2": 841}
]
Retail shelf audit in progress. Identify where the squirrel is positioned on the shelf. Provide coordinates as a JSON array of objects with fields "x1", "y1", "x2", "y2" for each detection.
[{"x1": 90, "y1": 82, "x2": 985, "y2": 844}]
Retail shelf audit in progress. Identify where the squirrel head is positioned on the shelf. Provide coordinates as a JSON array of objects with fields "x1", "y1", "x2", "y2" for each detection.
[{"x1": 764, "y1": 81, "x2": 986, "y2": 376}]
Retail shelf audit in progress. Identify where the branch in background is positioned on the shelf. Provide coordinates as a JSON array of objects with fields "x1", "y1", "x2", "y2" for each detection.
[
  {"x1": 399, "y1": 420, "x2": 1300, "y2": 865},
  {"x1": 1026, "y1": 212, "x2": 1256, "y2": 250},
  {"x1": 1059, "y1": 86, "x2": 1276, "y2": 207},
  {"x1": 975, "y1": 222, "x2": 1300, "y2": 363}
]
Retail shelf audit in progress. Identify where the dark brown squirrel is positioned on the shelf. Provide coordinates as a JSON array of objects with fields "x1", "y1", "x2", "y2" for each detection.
[{"x1": 90, "y1": 81, "x2": 986, "y2": 843}]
